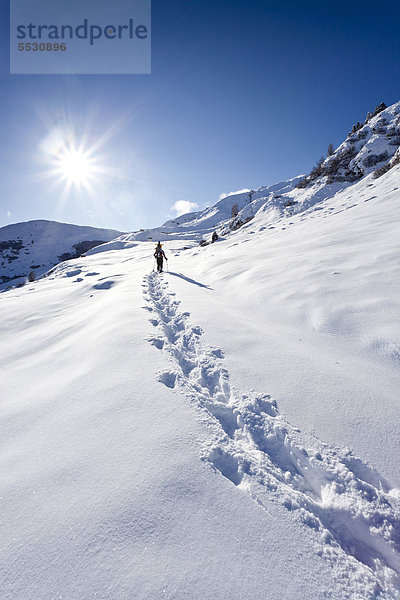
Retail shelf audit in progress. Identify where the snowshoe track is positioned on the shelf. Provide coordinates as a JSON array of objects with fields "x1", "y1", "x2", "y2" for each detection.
[{"x1": 144, "y1": 272, "x2": 400, "y2": 599}]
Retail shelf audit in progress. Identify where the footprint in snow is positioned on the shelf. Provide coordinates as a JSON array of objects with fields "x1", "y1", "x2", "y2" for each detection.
[
  {"x1": 147, "y1": 337, "x2": 165, "y2": 350},
  {"x1": 208, "y1": 447, "x2": 243, "y2": 486},
  {"x1": 210, "y1": 348, "x2": 224, "y2": 358},
  {"x1": 158, "y1": 371, "x2": 178, "y2": 388},
  {"x1": 192, "y1": 326, "x2": 203, "y2": 336},
  {"x1": 342, "y1": 455, "x2": 391, "y2": 493}
]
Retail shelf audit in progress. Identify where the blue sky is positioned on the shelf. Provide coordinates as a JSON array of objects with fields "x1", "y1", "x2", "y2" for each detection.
[{"x1": 1, "y1": 0, "x2": 400, "y2": 232}]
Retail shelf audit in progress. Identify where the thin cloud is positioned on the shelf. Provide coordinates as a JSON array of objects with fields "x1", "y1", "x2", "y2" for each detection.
[{"x1": 171, "y1": 200, "x2": 199, "y2": 217}]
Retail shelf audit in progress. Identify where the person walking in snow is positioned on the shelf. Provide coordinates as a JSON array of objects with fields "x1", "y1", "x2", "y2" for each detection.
[{"x1": 154, "y1": 241, "x2": 167, "y2": 272}]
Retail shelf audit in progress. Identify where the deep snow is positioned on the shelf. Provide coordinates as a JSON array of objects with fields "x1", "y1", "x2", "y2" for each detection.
[
  {"x1": 2, "y1": 109, "x2": 400, "y2": 598},
  {"x1": 0, "y1": 245, "x2": 344, "y2": 600}
]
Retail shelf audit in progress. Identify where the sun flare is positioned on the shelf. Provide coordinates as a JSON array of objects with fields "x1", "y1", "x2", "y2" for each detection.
[
  {"x1": 58, "y1": 148, "x2": 94, "y2": 186},
  {"x1": 39, "y1": 128, "x2": 106, "y2": 201},
  {"x1": 38, "y1": 118, "x2": 128, "y2": 213}
]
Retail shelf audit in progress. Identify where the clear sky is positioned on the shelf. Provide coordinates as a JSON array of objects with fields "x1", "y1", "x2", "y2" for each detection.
[{"x1": 1, "y1": 0, "x2": 400, "y2": 232}]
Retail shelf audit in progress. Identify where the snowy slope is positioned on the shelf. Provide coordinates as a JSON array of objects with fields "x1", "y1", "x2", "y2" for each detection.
[
  {"x1": 173, "y1": 165, "x2": 400, "y2": 486},
  {"x1": 2, "y1": 102, "x2": 400, "y2": 599},
  {"x1": 123, "y1": 176, "x2": 304, "y2": 244},
  {"x1": 0, "y1": 220, "x2": 122, "y2": 287},
  {"x1": 151, "y1": 164, "x2": 400, "y2": 598},
  {"x1": 2, "y1": 163, "x2": 400, "y2": 599},
  {"x1": 0, "y1": 244, "x2": 345, "y2": 600},
  {"x1": 121, "y1": 101, "x2": 400, "y2": 247}
]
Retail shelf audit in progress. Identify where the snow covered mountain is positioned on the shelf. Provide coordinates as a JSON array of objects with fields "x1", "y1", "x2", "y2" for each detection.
[
  {"x1": 1, "y1": 101, "x2": 400, "y2": 599},
  {"x1": 0, "y1": 220, "x2": 122, "y2": 287},
  {"x1": 123, "y1": 100, "x2": 400, "y2": 247},
  {"x1": 124, "y1": 176, "x2": 304, "y2": 244}
]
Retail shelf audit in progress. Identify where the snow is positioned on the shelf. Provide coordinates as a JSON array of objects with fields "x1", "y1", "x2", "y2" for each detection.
[
  {"x1": 119, "y1": 102, "x2": 400, "y2": 249},
  {"x1": 0, "y1": 246, "x2": 342, "y2": 600},
  {"x1": 2, "y1": 104, "x2": 400, "y2": 598},
  {"x1": 122, "y1": 176, "x2": 304, "y2": 245},
  {"x1": 180, "y1": 167, "x2": 400, "y2": 483},
  {"x1": 0, "y1": 220, "x2": 122, "y2": 288}
]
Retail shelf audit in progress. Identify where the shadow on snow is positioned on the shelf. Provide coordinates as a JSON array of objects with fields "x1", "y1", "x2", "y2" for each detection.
[{"x1": 167, "y1": 271, "x2": 213, "y2": 290}]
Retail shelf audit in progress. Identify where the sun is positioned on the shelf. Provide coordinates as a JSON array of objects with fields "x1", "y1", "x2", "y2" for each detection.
[
  {"x1": 39, "y1": 129, "x2": 105, "y2": 200},
  {"x1": 38, "y1": 119, "x2": 127, "y2": 212},
  {"x1": 58, "y1": 147, "x2": 94, "y2": 186}
]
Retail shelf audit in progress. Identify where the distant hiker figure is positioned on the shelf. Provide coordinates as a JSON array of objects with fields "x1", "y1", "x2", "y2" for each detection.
[{"x1": 154, "y1": 242, "x2": 167, "y2": 272}]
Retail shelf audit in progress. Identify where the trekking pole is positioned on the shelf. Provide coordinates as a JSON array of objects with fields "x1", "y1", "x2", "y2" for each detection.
[{"x1": 153, "y1": 259, "x2": 156, "y2": 272}]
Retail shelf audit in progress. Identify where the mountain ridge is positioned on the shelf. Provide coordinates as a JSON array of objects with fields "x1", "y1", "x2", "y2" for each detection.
[
  {"x1": 119, "y1": 100, "x2": 400, "y2": 246},
  {"x1": 0, "y1": 219, "x2": 123, "y2": 287}
]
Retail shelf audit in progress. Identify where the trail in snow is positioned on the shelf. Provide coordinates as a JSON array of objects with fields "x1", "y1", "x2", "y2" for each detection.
[{"x1": 143, "y1": 271, "x2": 400, "y2": 600}]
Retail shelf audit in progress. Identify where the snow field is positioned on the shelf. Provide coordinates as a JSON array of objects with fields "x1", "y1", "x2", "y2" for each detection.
[
  {"x1": 1, "y1": 141, "x2": 400, "y2": 598},
  {"x1": 144, "y1": 270, "x2": 400, "y2": 599},
  {"x1": 0, "y1": 246, "x2": 345, "y2": 600},
  {"x1": 168, "y1": 168, "x2": 400, "y2": 487}
]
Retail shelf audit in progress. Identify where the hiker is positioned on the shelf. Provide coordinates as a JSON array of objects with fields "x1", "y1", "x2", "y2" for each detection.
[{"x1": 154, "y1": 241, "x2": 167, "y2": 272}]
